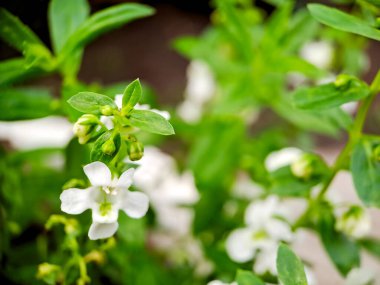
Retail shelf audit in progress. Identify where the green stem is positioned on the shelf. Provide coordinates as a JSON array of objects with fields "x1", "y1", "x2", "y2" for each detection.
[{"x1": 315, "y1": 69, "x2": 380, "y2": 200}]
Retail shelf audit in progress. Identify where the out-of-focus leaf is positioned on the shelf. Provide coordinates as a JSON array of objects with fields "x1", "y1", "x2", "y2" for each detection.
[
  {"x1": 0, "y1": 8, "x2": 43, "y2": 52},
  {"x1": 308, "y1": 4, "x2": 380, "y2": 41},
  {"x1": 59, "y1": 4, "x2": 154, "y2": 60},
  {"x1": 360, "y1": 238, "x2": 380, "y2": 259},
  {"x1": 48, "y1": 0, "x2": 89, "y2": 53},
  {"x1": 351, "y1": 139, "x2": 380, "y2": 207},
  {"x1": 236, "y1": 270, "x2": 265, "y2": 285},
  {"x1": 0, "y1": 87, "x2": 57, "y2": 120},
  {"x1": 0, "y1": 58, "x2": 43, "y2": 87},
  {"x1": 277, "y1": 244, "x2": 308, "y2": 285}
]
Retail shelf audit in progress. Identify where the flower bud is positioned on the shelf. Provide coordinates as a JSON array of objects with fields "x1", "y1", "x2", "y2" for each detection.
[
  {"x1": 36, "y1": 263, "x2": 61, "y2": 283},
  {"x1": 128, "y1": 141, "x2": 144, "y2": 161},
  {"x1": 290, "y1": 154, "x2": 314, "y2": 179},
  {"x1": 73, "y1": 114, "x2": 99, "y2": 144},
  {"x1": 102, "y1": 140, "x2": 116, "y2": 155},
  {"x1": 336, "y1": 205, "x2": 371, "y2": 239},
  {"x1": 334, "y1": 74, "x2": 353, "y2": 88},
  {"x1": 100, "y1": 105, "x2": 115, "y2": 116}
]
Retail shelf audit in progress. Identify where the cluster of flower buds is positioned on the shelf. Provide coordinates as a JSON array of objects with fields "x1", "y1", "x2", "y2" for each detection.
[{"x1": 73, "y1": 114, "x2": 101, "y2": 144}]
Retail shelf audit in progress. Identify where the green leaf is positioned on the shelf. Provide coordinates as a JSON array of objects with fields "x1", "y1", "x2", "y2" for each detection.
[
  {"x1": 308, "y1": 4, "x2": 380, "y2": 41},
  {"x1": 122, "y1": 79, "x2": 142, "y2": 108},
  {"x1": 0, "y1": 87, "x2": 57, "y2": 120},
  {"x1": 277, "y1": 244, "x2": 308, "y2": 285},
  {"x1": 360, "y1": 238, "x2": 380, "y2": 260},
  {"x1": 293, "y1": 78, "x2": 370, "y2": 110},
  {"x1": 59, "y1": 3, "x2": 154, "y2": 59},
  {"x1": 351, "y1": 139, "x2": 380, "y2": 207},
  {"x1": 0, "y1": 8, "x2": 44, "y2": 52},
  {"x1": 48, "y1": 0, "x2": 89, "y2": 54},
  {"x1": 90, "y1": 131, "x2": 121, "y2": 164},
  {"x1": 129, "y1": 109, "x2": 174, "y2": 135},
  {"x1": 0, "y1": 58, "x2": 43, "y2": 87},
  {"x1": 236, "y1": 270, "x2": 265, "y2": 285},
  {"x1": 317, "y1": 202, "x2": 360, "y2": 275},
  {"x1": 67, "y1": 92, "x2": 116, "y2": 114}
]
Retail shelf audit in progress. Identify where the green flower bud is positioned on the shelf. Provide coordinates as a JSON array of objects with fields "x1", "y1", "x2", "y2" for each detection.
[
  {"x1": 290, "y1": 154, "x2": 314, "y2": 179},
  {"x1": 102, "y1": 140, "x2": 116, "y2": 155},
  {"x1": 335, "y1": 205, "x2": 370, "y2": 239},
  {"x1": 128, "y1": 141, "x2": 144, "y2": 161},
  {"x1": 37, "y1": 263, "x2": 61, "y2": 283},
  {"x1": 73, "y1": 114, "x2": 99, "y2": 144},
  {"x1": 334, "y1": 74, "x2": 353, "y2": 88},
  {"x1": 100, "y1": 105, "x2": 115, "y2": 116}
]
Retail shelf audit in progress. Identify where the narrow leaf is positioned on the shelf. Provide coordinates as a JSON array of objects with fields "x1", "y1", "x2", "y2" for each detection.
[
  {"x1": 68, "y1": 92, "x2": 116, "y2": 114},
  {"x1": 277, "y1": 244, "x2": 308, "y2": 285},
  {"x1": 122, "y1": 79, "x2": 142, "y2": 108},
  {"x1": 293, "y1": 78, "x2": 370, "y2": 110},
  {"x1": 308, "y1": 4, "x2": 380, "y2": 41},
  {"x1": 0, "y1": 8, "x2": 44, "y2": 51},
  {"x1": 60, "y1": 3, "x2": 154, "y2": 59},
  {"x1": 0, "y1": 58, "x2": 43, "y2": 86},
  {"x1": 351, "y1": 139, "x2": 380, "y2": 207},
  {"x1": 48, "y1": 0, "x2": 89, "y2": 53},
  {"x1": 129, "y1": 109, "x2": 174, "y2": 135}
]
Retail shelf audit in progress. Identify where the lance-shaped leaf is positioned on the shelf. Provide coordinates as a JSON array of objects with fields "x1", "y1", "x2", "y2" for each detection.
[
  {"x1": 293, "y1": 77, "x2": 371, "y2": 110},
  {"x1": 360, "y1": 238, "x2": 380, "y2": 260},
  {"x1": 308, "y1": 4, "x2": 380, "y2": 41},
  {"x1": 68, "y1": 92, "x2": 117, "y2": 114},
  {"x1": 277, "y1": 244, "x2": 308, "y2": 285},
  {"x1": 0, "y1": 8, "x2": 44, "y2": 52},
  {"x1": 351, "y1": 139, "x2": 380, "y2": 207},
  {"x1": 48, "y1": 0, "x2": 89, "y2": 54},
  {"x1": 129, "y1": 109, "x2": 174, "y2": 135},
  {"x1": 122, "y1": 79, "x2": 142, "y2": 108},
  {"x1": 0, "y1": 58, "x2": 44, "y2": 86},
  {"x1": 59, "y1": 3, "x2": 154, "y2": 59}
]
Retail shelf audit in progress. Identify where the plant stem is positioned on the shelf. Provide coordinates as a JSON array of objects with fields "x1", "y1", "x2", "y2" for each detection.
[{"x1": 316, "y1": 69, "x2": 380, "y2": 200}]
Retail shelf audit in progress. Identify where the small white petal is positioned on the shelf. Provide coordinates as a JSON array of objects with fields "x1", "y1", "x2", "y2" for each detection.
[
  {"x1": 226, "y1": 228, "x2": 256, "y2": 262},
  {"x1": 115, "y1": 94, "x2": 123, "y2": 109},
  {"x1": 120, "y1": 190, "x2": 149, "y2": 218},
  {"x1": 116, "y1": 168, "x2": 134, "y2": 188},
  {"x1": 265, "y1": 147, "x2": 303, "y2": 172},
  {"x1": 345, "y1": 267, "x2": 375, "y2": 285},
  {"x1": 92, "y1": 202, "x2": 119, "y2": 223},
  {"x1": 60, "y1": 188, "x2": 95, "y2": 214},
  {"x1": 84, "y1": 161, "x2": 112, "y2": 186},
  {"x1": 100, "y1": 116, "x2": 114, "y2": 130},
  {"x1": 253, "y1": 243, "x2": 278, "y2": 275},
  {"x1": 88, "y1": 222, "x2": 118, "y2": 240}
]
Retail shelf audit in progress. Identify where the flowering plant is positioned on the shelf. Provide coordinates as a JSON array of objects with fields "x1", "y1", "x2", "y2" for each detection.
[{"x1": 1, "y1": 0, "x2": 380, "y2": 284}]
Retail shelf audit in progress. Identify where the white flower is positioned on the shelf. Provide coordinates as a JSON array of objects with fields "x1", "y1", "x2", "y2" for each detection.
[
  {"x1": 335, "y1": 205, "x2": 371, "y2": 239},
  {"x1": 177, "y1": 60, "x2": 216, "y2": 123},
  {"x1": 226, "y1": 196, "x2": 293, "y2": 275},
  {"x1": 300, "y1": 41, "x2": 334, "y2": 69},
  {"x1": 60, "y1": 161, "x2": 149, "y2": 240},
  {"x1": 345, "y1": 267, "x2": 375, "y2": 285},
  {"x1": 0, "y1": 116, "x2": 72, "y2": 150},
  {"x1": 207, "y1": 281, "x2": 237, "y2": 285},
  {"x1": 232, "y1": 172, "x2": 263, "y2": 199},
  {"x1": 265, "y1": 147, "x2": 304, "y2": 172}
]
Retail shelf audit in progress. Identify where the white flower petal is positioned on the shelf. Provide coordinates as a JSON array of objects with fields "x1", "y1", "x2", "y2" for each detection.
[
  {"x1": 116, "y1": 168, "x2": 134, "y2": 188},
  {"x1": 92, "y1": 201, "x2": 119, "y2": 223},
  {"x1": 120, "y1": 190, "x2": 149, "y2": 218},
  {"x1": 115, "y1": 94, "x2": 123, "y2": 109},
  {"x1": 88, "y1": 222, "x2": 119, "y2": 240},
  {"x1": 265, "y1": 147, "x2": 303, "y2": 172},
  {"x1": 100, "y1": 116, "x2": 114, "y2": 130},
  {"x1": 253, "y1": 243, "x2": 278, "y2": 275},
  {"x1": 345, "y1": 267, "x2": 375, "y2": 285},
  {"x1": 60, "y1": 188, "x2": 95, "y2": 214},
  {"x1": 83, "y1": 161, "x2": 112, "y2": 186},
  {"x1": 226, "y1": 228, "x2": 256, "y2": 262}
]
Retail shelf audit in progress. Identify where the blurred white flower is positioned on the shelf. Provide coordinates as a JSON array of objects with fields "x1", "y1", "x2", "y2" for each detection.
[
  {"x1": 0, "y1": 116, "x2": 72, "y2": 150},
  {"x1": 60, "y1": 161, "x2": 149, "y2": 240},
  {"x1": 335, "y1": 205, "x2": 371, "y2": 239},
  {"x1": 132, "y1": 147, "x2": 199, "y2": 234},
  {"x1": 345, "y1": 267, "x2": 375, "y2": 285},
  {"x1": 232, "y1": 172, "x2": 263, "y2": 199},
  {"x1": 226, "y1": 196, "x2": 293, "y2": 275},
  {"x1": 301, "y1": 41, "x2": 334, "y2": 69},
  {"x1": 207, "y1": 280, "x2": 237, "y2": 285},
  {"x1": 177, "y1": 60, "x2": 216, "y2": 123},
  {"x1": 265, "y1": 147, "x2": 304, "y2": 172},
  {"x1": 341, "y1": 101, "x2": 358, "y2": 115}
]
